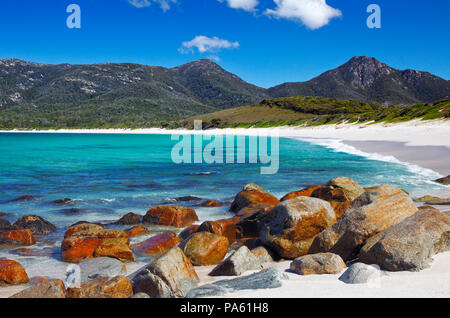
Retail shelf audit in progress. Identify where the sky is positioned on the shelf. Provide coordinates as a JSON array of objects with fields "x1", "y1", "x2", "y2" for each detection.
[{"x1": 0, "y1": 0, "x2": 449, "y2": 88}]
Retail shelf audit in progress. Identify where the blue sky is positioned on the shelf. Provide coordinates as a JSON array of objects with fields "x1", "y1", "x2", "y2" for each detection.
[{"x1": 0, "y1": 0, "x2": 449, "y2": 87}]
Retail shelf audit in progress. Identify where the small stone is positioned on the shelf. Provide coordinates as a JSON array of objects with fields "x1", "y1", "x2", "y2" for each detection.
[{"x1": 290, "y1": 253, "x2": 346, "y2": 275}]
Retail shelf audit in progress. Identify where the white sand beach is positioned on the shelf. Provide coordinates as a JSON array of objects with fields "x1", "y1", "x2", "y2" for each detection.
[{"x1": 193, "y1": 252, "x2": 450, "y2": 298}]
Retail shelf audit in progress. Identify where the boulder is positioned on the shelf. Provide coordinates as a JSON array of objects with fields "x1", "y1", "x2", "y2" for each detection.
[
  {"x1": 61, "y1": 223, "x2": 134, "y2": 263},
  {"x1": 178, "y1": 224, "x2": 200, "y2": 240},
  {"x1": 0, "y1": 219, "x2": 12, "y2": 231},
  {"x1": 434, "y1": 175, "x2": 450, "y2": 185},
  {"x1": 132, "y1": 232, "x2": 183, "y2": 256},
  {"x1": 114, "y1": 212, "x2": 142, "y2": 225},
  {"x1": 0, "y1": 259, "x2": 29, "y2": 286},
  {"x1": 199, "y1": 200, "x2": 222, "y2": 207},
  {"x1": 235, "y1": 212, "x2": 265, "y2": 239},
  {"x1": 187, "y1": 268, "x2": 288, "y2": 298},
  {"x1": 30, "y1": 276, "x2": 49, "y2": 285},
  {"x1": 209, "y1": 246, "x2": 261, "y2": 276},
  {"x1": 197, "y1": 218, "x2": 238, "y2": 244},
  {"x1": 309, "y1": 184, "x2": 417, "y2": 261},
  {"x1": 12, "y1": 215, "x2": 56, "y2": 235},
  {"x1": 79, "y1": 257, "x2": 127, "y2": 282},
  {"x1": 126, "y1": 224, "x2": 152, "y2": 237},
  {"x1": 281, "y1": 178, "x2": 364, "y2": 219},
  {"x1": 230, "y1": 184, "x2": 280, "y2": 213},
  {"x1": 338, "y1": 263, "x2": 385, "y2": 285},
  {"x1": 67, "y1": 276, "x2": 133, "y2": 298},
  {"x1": 180, "y1": 232, "x2": 229, "y2": 266},
  {"x1": 259, "y1": 196, "x2": 336, "y2": 259},
  {"x1": 251, "y1": 246, "x2": 274, "y2": 263},
  {"x1": 236, "y1": 202, "x2": 273, "y2": 218},
  {"x1": 358, "y1": 206, "x2": 450, "y2": 271},
  {"x1": 0, "y1": 229, "x2": 35, "y2": 245},
  {"x1": 414, "y1": 195, "x2": 440, "y2": 202},
  {"x1": 130, "y1": 247, "x2": 199, "y2": 298},
  {"x1": 11, "y1": 279, "x2": 66, "y2": 298},
  {"x1": 143, "y1": 206, "x2": 199, "y2": 228},
  {"x1": 280, "y1": 185, "x2": 323, "y2": 201},
  {"x1": 289, "y1": 253, "x2": 346, "y2": 275},
  {"x1": 425, "y1": 198, "x2": 450, "y2": 205}
]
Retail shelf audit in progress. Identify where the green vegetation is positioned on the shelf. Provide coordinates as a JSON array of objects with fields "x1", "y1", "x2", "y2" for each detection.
[{"x1": 180, "y1": 97, "x2": 450, "y2": 129}]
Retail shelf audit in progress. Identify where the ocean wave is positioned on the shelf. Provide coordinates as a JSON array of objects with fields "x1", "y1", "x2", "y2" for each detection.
[{"x1": 297, "y1": 137, "x2": 443, "y2": 180}]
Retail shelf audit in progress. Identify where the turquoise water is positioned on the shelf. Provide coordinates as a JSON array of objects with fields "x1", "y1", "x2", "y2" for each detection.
[{"x1": 0, "y1": 133, "x2": 445, "y2": 229}]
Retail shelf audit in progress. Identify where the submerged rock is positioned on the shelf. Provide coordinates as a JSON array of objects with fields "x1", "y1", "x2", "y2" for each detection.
[
  {"x1": 414, "y1": 195, "x2": 440, "y2": 202},
  {"x1": 132, "y1": 232, "x2": 182, "y2": 256},
  {"x1": 143, "y1": 206, "x2": 199, "y2": 228},
  {"x1": 230, "y1": 184, "x2": 280, "y2": 213},
  {"x1": 359, "y1": 206, "x2": 450, "y2": 271},
  {"x1": 13, "y1": 215, "x2": 56, "y2": 235},
  {"x1": 11, "y1": 279, "x2": 67, "y2": 298},
  {"x1": 79, "y1": 257, "x2": 127, "y2": 282},
  {"x1": 425, "y1": 198, "x2": 450, "y2": 205},
  {"x1": 209, "y1": 246, "x2": 261, "y2": 276},
  {"x1": 180, "y1": 232, "x2": 229, "y2": 266},
  {"x1": 259, "y1": 196, "x2": 336, "y2": 259},
  {"x1": 114, "y1": 212, "x2": 142, "y2": 225},
  {"x1": 290, "y1": 253, "x2": 346, "y2": 275},
  {"x1": 130, "y1": 247, "x2": 199, "y2": 298},
  {"x1": 199, "y1": 200, "x2": 222, "y2": 207},
  {"x1": 0, "y1": 259, "x2": 29, "y2": 286},
  {"x1": 51, "y1": 198, "x2": 73, "y2": 205},
  {"x1": 187, "y1": 267, "x2": 288, "y2": 298},
  {"x1": 434, "y1": 175, "x2": 450, "y2": 185},
  {"x1": 175, "y1": 196, "x2": 203, "y2": 202},
  {"x1": 67, "y1": 276, "x2": 133, "y2": 298},
  {"x1": 0, "y1": 219, "x2": 12, "y2": 231},
  {"x1": 0, "y1": 229, "x2": 35, "y2": 246},
  {"x1": 8, "y1": 195, "x2": 38, "y2": 203},
  {"x1": 125, "y1": 224, "x2": 152, "y2": 237},
  {"x1": 309, "y1": 184, "x2": 417, "y2": 261},
  {"x1": 339, "y1": 263, "x2": 385, "y2": 285}
]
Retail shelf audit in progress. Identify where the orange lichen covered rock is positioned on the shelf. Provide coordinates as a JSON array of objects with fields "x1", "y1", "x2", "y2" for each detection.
[
  {"x1": 230, "y1": 184, "x2": 280, "y2": 213},
  {"x1": 61, "y1": 223, "x2": 134, "y2": 263},
  {"x1": 180, "y1": 232, "x2": 229, "y2": 266},
  {"x1": 280, "y1": 185, "x2": 323, "y2": 201},
  {"x1": 67, "y1": 276, "x2": 133, "y2": 298},
  {"x1": 132, "y1": 232, "x2": 183, "y2": 256},
  {"x1": 197, "y1": 218, "x2": 238, "y2": 244},
  {"x1": 126, "y1": 224, "x2": 152, "y2": 237},
  {"x1": 199, "y1": 200, "x2": 222, "y2": 207},
  {"x1": 0, "y1": 229, "x2": 35, "y2": 246},
  {"x1": 178, "y1": 224, "x2": 200, "y2": 239},
  {"x1": 260, "y1": 196, "x2": 336, "y2": 259},
  {"x1": 143, "y1": 206, "x2": 199, "y2": 228},
  {"x1": 0, "y1": 259, "x2": 29, "y2": 286},
  {"x1": 309, "y1": 184, "x2": 417, "y2": 261}
]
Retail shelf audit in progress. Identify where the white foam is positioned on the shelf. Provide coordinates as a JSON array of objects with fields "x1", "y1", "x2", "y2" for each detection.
[{"x1": 297, "y1": 137, "x2": 443, "y2": 180}]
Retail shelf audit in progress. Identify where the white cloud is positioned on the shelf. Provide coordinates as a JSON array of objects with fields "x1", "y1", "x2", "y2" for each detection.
[
  {"x1": 128, "y1": 0, "x2": 177, "y2": 11},
  {"x1": 265, "y1": 0, "x2": 342, "y2": 29},
  {"x1": 180, "y1": 36, "x2": 240, "y2": 54},
  {"x1": 218, "y1": 0, "x2": 259, "y2": 12}
]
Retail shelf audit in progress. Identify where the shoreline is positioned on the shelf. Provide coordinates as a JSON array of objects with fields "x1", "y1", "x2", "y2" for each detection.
[{"x1": 1, "y1": 119, "x2": 449, "y2": 176}]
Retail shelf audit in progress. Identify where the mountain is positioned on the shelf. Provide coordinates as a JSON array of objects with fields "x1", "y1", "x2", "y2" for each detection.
[
  {"x1": 0, "y1": 56, "x2": 449, "y2": 128},
  {"x1": 268, "y1": 56, "x2": 450, "y2": 105},
  {"x1": 0, "y1": 58, "x2": 267, "y2": 128}
]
